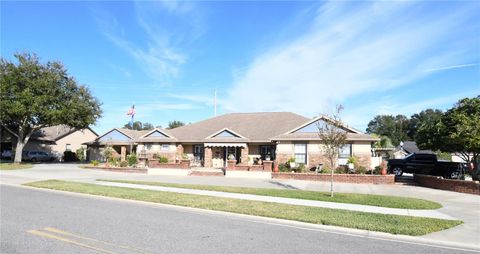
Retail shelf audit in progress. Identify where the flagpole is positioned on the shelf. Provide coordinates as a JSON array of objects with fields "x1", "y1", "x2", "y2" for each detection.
[{"x1": 214, "y1": 88, "x2": 217, "y2": 117}]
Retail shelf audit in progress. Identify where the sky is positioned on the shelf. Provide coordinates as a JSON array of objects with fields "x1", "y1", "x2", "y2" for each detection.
[{"x1": 2, "y1": 1, "x2": 479, "y2": 134}]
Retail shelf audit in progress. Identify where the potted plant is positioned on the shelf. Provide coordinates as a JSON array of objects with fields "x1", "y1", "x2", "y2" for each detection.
[
  {"x1": 347, "y1": 156, "x2": 357, "y2": 172},
  {"x1": 265, "y1": 153, "x2": 271, "y2": 161},
  {"x1": 287, "y1": 157, "x2": 296, "y2": 169}
]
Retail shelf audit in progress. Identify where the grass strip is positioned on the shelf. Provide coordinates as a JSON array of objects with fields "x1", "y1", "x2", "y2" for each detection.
[
  {"x1": 98, "y1": 179, "x2": 441, "y2": 210},
  {"x1": 0, "y1": 163, "x2": 33, "y2": 170},
  {"x1": 25, "y1": 180, "x2": 461, "y2": 236}
]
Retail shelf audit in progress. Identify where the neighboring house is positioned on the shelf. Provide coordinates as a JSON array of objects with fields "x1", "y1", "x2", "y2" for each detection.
[
  {"x1": 393, "y1": 141, "x2": 434, "y2": 159},
  {"x1": 0, "y1": 125, "x2": 98, "y2": 160},
  {"x1": 87, "y1": 112, "x2": 379, "y2": 169}
]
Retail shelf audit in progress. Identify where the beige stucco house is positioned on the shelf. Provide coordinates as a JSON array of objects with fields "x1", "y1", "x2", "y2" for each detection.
[
  {"x1": 87, "y1": 112, "x2": 379, "y2": 169},
  {"x1": 0, "y1": 125, "x2": 98, "y2": 160}
]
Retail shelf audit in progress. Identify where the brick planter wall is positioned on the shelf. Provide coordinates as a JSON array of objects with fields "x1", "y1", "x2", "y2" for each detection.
[
  {"x1": 414, "y1": 174, "x2": 480, "y2": 195},
  {"x1": 263, "y1": 161, "x2": 273, "y2": 172},
  {"x1": 272, "y1": 173, "x2": 395, "y2": 184},
  {"x1": 85, "y1": 166, "x2": 147, "y2": 174},
  {"x1": 148, "y1": 159, "x2": 191, "y2": 169},
  {"x1": 227, "y1": 160, "x2": 237, "y2": 170}
]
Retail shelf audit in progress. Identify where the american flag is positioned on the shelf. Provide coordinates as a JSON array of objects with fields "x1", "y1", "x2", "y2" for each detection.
[{"x1": 126, "y1": 105, "x2": 136, "y2": 115}]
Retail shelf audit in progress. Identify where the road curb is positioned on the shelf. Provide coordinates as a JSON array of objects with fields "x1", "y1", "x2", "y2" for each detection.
[{"x1": 2, "y1": 183, "x2": 479, "y2": 252}]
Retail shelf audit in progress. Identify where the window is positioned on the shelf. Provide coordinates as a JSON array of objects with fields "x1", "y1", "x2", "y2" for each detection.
[
  {"x1": 145, "y1": 144, "x2": 152, "y2": 151},
  {"x1": 65, "y1": 144, "x2": 71, "y2": 151},
  {"x1": 294, "y1": 143, "x2": 307, "y2": 164},
  {"x1": 339, "y1": 144, "x2": 351, "y2": 158},
  {"x1": 161, "y1": 144, "x2": 169, "y2": 151}
]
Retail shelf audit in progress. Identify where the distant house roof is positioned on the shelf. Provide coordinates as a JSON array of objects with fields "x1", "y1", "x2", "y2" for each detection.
[
  {"x1": 1, "y1": 125, "x2": 98, "y2": 142},
  {"x1": 396, "y1": 141, "x2": 434, "y2": 154}
]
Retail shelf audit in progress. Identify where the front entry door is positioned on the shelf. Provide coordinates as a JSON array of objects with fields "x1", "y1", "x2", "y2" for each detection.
[
  {"x1": 193, "y1": 145, "x2": 204, "y2": 167},
  {"x1": 212, "y1": 147, "x2": 224, "y2": 168}
]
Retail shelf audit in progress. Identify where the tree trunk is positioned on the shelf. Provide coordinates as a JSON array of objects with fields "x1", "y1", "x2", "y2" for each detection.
[
  {"x1": 13, "y1": 129, "x2": 31, "y2": 164},
  {"x1": 330, "y1": 159, "x2": 334, "y2": 197},
  {"x1": 14, "y1": 135, "x2": 25, "y2": 163},
  {"x1": 472, "y1": 153, "x2": 479, "y2": 181}
]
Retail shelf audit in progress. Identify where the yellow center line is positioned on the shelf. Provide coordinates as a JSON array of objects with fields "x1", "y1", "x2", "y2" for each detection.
[
  {"x1": 27, "y1": 229, "x2": 118, "y2": 254},
  {"x1": 43, "y1": 227, "x2": 148, "y2": 254}
]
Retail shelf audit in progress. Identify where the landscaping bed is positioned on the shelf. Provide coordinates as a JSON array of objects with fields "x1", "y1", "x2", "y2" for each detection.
[
  {"x1": 97, "y1": 179, "x2": 441, "y2": 209},
  {"x1": 25, "y1": 180, "x2": 461, "y2": 236},
  {"x1": 272, "y1": 172, "x2": 395, "y2": 184},
  {"x1": 84, "y1": 165, "x2": 147, "y2": 173},
  {"x1": 148, "y1": 159, "x2": 190, "y2": 169}
]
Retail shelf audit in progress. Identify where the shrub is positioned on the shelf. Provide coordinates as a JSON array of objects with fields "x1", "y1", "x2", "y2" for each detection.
[
  {"x1": 287, "y1": 157, "x2": 295, "y2": 163},
  {"x1": 182, "y1": 153, "x2": 189, "y2": 160},
  {"x1": 356, "y1": 166, "x2": 367, "y2": 174},
  {"x1": 102, "y1": 146, "x2": 114, "y2": 161},
  {"x1": 91, "y1": 160, "x2": 99, "y2": 166},
  {"x1": 76, "y1": 147, "x2": 85, "y2": 161},
  {"x1": 63, "y1": 151, "x2": 78, "y2": 162},
  {"x1": 347, "y1": 156, "x2": 358, "y2": 165},
  {"x1": 336, "y1": 165, "x2": 349, "y2": 174},
  {"x1": 278, "y1": 163, "x2": 290, "y2": 172},
  {"x1": 119, "y1": 161, "x2": 128, "y2": 167},
  {"x1": 127, "y1": 153, "x2": 137, "y2": 167},
  {"x1": 296, "y1": 163, "x2": 306, "y2": 173},
  {"x1": 373, "y1": 166, "x2": 382, "y2": 175},
  {"x1": 320, "y1": 166, "x2": 332, "y2": 174},
  {"x1": 109, "y1": 157, "x2": 119, "y2": 167},
  {"x1": 159, "y1": 156, "x2": 169, "y2": 163}
]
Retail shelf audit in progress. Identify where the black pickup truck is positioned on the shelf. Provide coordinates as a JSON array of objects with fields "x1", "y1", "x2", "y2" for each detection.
[{"x1": 388, "y1": 153, "x2": 465, "y2": 179}]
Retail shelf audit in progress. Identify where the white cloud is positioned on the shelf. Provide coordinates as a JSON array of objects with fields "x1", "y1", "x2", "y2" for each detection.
[
  {"x1": 224, "y1": 1, "x2": 479, "y2": 120},
  {"x1": 95, "y1": 1, "x2": 203, "y2": 85}
]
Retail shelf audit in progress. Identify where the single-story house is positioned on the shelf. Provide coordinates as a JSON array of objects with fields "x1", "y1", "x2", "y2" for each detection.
[
  {"x1": 87, "y1": 112, "x2": 379, "y2": 169},
  {"x1": 0, "y1": 125, "x2": 98, "y2": 160}
]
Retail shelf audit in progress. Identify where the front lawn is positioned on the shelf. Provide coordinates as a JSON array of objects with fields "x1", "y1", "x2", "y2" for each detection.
[
  {"x1": 97, "y1": 179, "x2": 442, "y2": 210},
  {"x1": 25, "y1": 180, "x2": 461, "y2": 236},
  {"x1": 0, "y1": 163, "x2": 33, "y2": 170}
]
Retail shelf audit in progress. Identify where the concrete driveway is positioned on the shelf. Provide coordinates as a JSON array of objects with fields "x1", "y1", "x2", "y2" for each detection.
[{"x1": 1, "y1": 163, "x2": 479, "y2": 248}]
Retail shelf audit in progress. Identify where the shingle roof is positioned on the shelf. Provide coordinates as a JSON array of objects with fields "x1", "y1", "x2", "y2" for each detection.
[
  {"x1": 167, "y1": 112, "x2": 310, "y2": 142},
  {"x1": 30, "y1": 125, "x2": 97, "y2": 141},
  {"x1": 396, "y1": 141, "x2": 434, "y2": 154}
]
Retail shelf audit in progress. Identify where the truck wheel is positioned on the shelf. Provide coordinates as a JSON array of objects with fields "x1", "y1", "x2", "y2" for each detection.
[{"x1": 393, "y1": 167, "x2": 403, "y2": 176}]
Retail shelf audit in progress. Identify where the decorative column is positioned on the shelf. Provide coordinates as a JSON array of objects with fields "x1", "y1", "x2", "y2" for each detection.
[
  {"x1": 263, "y1": 161, "x2": 273, "y2": 172},
  {"x1": 227, "y1": 159, "x2": 237, "y2": 170},
  {"x1": 204, "y1": 147, "x2": 212, "y2": 167},
  {"x1": 241, "y1": 145, "x2": 249, "y2": 165},
  {"x1": 121, "y1": 146, "x2": 126, "y2": 162}
]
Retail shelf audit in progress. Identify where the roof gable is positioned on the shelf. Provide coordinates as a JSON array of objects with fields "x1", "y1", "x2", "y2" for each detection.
[
  {"x1": 288, "y1": 116, "x2": 362, "y2": 134},
  {"x1": 98, "y1": 129, "x2": 131, "y2": 142},
  {"x1": 146, "y1": 130, "x2": 168, "y2": 138},
  {"x1": 206, "y1": 128, "x2": 246, "y2": 139},
  {"x1": 140, "y1": 128, "x2": 174, "y2": 139}
]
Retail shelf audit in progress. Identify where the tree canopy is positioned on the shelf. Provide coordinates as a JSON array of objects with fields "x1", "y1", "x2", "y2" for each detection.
[
  {"x1": 0, "y1": 52, "x2": 102, "y2": 162},
  {"x1": 167, "y1": 120, "x2": 185, "y2": 129},
  {"x1": 413, "y1": 96, "x2": 480, "y2": 179},
  {"x1": 123, "y1": 121, "x2": 154, "y2": 130},
  {"x1": 366, "y1": 114, "x2": 409, "y2": 145}
]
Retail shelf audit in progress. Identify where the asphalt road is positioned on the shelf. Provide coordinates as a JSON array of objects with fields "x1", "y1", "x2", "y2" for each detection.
[{"x1": 0, "y1": 185, "x2": 476, "y2": 254}]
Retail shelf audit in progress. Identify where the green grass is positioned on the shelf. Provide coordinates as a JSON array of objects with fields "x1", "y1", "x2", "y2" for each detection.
[
  {"x1": 97, "y1": 179, "x2": 442, "y2": 210},
  {"x1": 0, "y1": 163, "x2": 33, "y2": 170},
  {"x1": 25, "y1": 180, "x2": 461, "y2": 236}
]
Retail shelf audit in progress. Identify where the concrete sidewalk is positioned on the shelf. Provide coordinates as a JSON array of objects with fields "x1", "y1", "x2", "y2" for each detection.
[{"x1": 95, "y1": 180, "x2": 456, "y2": 220}]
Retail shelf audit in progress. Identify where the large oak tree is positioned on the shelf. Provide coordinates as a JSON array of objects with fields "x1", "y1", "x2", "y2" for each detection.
[{"x1": 0, "y1": 53, "x2": 102, "y2": 163}]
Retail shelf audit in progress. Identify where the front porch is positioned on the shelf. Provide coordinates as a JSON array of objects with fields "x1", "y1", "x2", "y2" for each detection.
[{"x1": 182, "y1": 143, "x2": 275, "y2": 171}]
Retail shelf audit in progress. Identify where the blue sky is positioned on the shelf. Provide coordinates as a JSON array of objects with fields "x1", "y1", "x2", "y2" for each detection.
[{"x1": 2, "y1": 1, "x2": 479, "y2": 134}]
